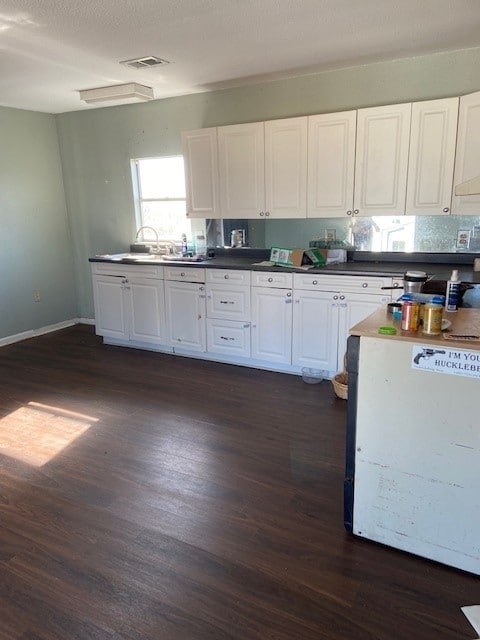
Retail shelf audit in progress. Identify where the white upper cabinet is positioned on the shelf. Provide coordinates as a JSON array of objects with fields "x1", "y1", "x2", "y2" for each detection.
[
  {"x1": 452, "y1": 91, "x2": 480, "y2": 214},
  {"x1": 182, "y1": 128, "x2": 219, "y2": 218},
  {"x1": 218, "y1": 118, "x2": 307, "y2": 219},
  {"x1": 264, "y1": 116, "x2": 308, "y2": 218},
  {"x1": 354, "y1": 103, "x2": 412, "y2": 216},
  {"x1": 307, "y1": 111, "x2": 356, "y2": 217},
  {"x1": 218, "y1": 122, "x2": 265, "y2": 218},
  {"x1": 406, "y1": 97, "x2": 459, "y2": 216}
]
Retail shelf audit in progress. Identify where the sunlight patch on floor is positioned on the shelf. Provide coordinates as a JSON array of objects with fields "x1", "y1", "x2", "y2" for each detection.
[{"x1": 0, "y1": 401, "x2": 98, "y2": 467}]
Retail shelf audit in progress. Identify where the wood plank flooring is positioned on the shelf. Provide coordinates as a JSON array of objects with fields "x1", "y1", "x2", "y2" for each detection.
[{"x1": 0, "y1": 325, "x2": 478, "y2": 639}]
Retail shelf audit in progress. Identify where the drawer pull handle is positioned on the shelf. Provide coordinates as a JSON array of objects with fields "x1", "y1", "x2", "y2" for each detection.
[
  {"x1": 220, "y1": 300, "x2": 234, "y2": 305},
  {"x1": 220, "y1": 336, "x2": 234, "y2": 341}
]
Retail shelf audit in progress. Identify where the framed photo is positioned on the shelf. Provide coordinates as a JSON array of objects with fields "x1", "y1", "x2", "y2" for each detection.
[{"x1": 455, "y1": 229, "x2": 471, "y2": 250}]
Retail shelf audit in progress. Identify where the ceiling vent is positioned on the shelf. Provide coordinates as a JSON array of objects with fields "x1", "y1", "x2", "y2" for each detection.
[
  {"x1": 121, "y1": 56, "x2": 170, "y2": 69},
  {"x1": 79, "y1": 83, "x2": 154, "y2": 105}
]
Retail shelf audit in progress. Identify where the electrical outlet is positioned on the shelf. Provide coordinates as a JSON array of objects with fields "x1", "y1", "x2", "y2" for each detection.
[{"x1": 33, "y1": 290, "x2": 41, "y2": 302}]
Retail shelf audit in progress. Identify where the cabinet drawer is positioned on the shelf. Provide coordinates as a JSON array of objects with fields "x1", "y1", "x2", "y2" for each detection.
[
  {"x1": 206, "y1": 284, "x2": 251, "y2": 320},
  {"x1": 293, "y1": 273, "x2": 393, "y2": 293},
  {"x1": 92, "y1": 262, "x2": 164, "y2": 279},
  {"x1": 206, "y1": 319, "x2": 251, "y2": 358},
  {"x1": 206, "y1": 269, "x2": 251, "y2": 285},
  {"x1": 165, "y1": 267, "x2": 205, "y2": 282},
  {"x1": 251, "y1": 271, "x2": 293, "y2": 288}
]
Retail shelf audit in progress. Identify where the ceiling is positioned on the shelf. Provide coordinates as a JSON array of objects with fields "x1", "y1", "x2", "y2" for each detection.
[{"x1": 1, "y1": 0, "x2": 480, "y2": 114}]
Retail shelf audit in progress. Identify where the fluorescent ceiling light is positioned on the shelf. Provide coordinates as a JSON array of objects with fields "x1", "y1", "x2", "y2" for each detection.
[{"x1": 79, "y1": 82, "x2": 153, "y2": 104}]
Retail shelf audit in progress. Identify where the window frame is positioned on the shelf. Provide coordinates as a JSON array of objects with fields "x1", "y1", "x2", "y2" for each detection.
[{"x1": 130, "y1": 156, "x2": 188, "y2": 242}]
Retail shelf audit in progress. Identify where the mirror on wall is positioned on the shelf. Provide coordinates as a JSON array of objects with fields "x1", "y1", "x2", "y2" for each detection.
[{"x1": 206, "y1": 215, "x2": 480, "y2": 253}]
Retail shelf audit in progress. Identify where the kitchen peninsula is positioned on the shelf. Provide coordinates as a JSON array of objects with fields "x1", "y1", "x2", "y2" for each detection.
[{"x1": 344, "y1": 307, "x2": 480, "y2": 575}]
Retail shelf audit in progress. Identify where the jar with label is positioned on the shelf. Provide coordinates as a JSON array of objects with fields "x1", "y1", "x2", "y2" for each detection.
[
  {"x1": 401, "y1": 301, "x2": 420, "y2": 332},
  {"x1": 422, "y1": 303, "x2": 443, "y2": 335}
]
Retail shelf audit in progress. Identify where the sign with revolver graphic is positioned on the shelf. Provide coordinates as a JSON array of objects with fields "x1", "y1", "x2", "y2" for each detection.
[{"x1": 412, "y1": 345, "x2": 480, "y2": 379}]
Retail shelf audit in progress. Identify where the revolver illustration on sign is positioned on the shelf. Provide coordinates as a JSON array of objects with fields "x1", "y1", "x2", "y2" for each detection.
[{"x1": 414, "y1": 348, "x2": 446, "y2": 364}]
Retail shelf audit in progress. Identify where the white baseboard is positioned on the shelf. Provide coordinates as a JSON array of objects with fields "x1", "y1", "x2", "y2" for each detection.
[{"x1": 0, "y1": 318, "x2": 94, "y2": 347}]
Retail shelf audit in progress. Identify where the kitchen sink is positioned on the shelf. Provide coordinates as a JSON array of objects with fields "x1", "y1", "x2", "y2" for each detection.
[{"x1": 96, "y1": 253, "x2": 209, "y2": 263}]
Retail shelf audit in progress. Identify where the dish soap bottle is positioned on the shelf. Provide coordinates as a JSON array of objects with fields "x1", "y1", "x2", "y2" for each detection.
[
  {"x1": 445, "y1": 269, "x2": 461, "y2": 312},
  {"x1": 181, "y1": 233, "x2": 188, "y2": 256}
]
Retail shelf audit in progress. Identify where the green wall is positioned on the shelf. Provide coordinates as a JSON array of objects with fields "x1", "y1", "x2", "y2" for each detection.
[
  {"x1": 3, "y1": 47, "x2": 480, "y2": 330},
  {"x1": 0, "y1": 106, "x2": 76, "y2": 340},
  {"x1": 56, "y1": 47, "x2": 480, "y2": 318}
]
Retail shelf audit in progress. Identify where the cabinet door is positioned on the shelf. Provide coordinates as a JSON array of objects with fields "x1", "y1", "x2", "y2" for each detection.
[
  {"x1": 218, "y1": 122, "x2": 265, "y2": 218},
  {"x1": 452, "y1": 91, "x2": 480, "y2": 214},
  {"x1": 337, "y1": 292, "x2": 389, "y2": 372},
  {"x1": 307, "y1": 111, "x2": 356, "y2": 217},
  {"x1": 126, "y1": 277, "x2": 166, "y2": 344},
  {"x1": 164, "y1": 281, "x2": 206, "y2": 352},
  {"x1": 206, "y1": 319, "x2": 251, "y2": 357},
  {"x1": 264, "y1": 117, "x2": 307, "y2": 218},
  {"x1": 406, "y1": 98, "x2": 458, "y2": 215},
  {"x1": 292, "y1": 291, "x2": 338, "y2": 372},
  {"x1": 251, "y1": 287, "x2": 293, "y2": 364},
  {"x1": 354, "y1": 103, "x2": 411, "y2": 216},
  {"x1": 182, "y1": 128, "x2": 219, "y2": 218},
  {"x1": 92, "y1": 276, "x2": 128, "y2": 339}
]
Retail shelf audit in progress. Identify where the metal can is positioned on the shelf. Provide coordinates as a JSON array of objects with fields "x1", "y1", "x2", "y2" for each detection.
[
  {"x1": 401, "y1": 301, "x2": 420, "y2": 332},
  {"x1": 422, "y1": 302, "x2": 443, "y2": 335}
]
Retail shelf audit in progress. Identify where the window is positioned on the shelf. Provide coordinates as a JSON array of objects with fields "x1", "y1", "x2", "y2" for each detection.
[{"x1": 131, "y1": 156, "x2": 190, "y2": 243}]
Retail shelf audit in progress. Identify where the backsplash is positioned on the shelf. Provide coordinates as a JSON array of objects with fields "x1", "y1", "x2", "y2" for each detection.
[{"x1": 207, "y1": 215, "x2": 480, "y2": 253}]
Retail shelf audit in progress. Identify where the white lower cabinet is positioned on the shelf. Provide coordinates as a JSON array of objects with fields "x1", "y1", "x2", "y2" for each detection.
[
  {"x1": 126, "y1": 277, "x2": 166, "y2": 344},
  {"x1": 206, "y1": 269, "x2": 251, "y2": 357},
  {"x1": 336, "y1": 291, "x2": 390, "y2": 371},
  {"x1": 292, "y1": 290, "x2": 339, "y2": 372},
  {"x1": 93, "y1": 275, "x2": 128, "y2": 340},
  {"x1": 164, "y1": 280, "x2": 206, "y2": 352},
  {"x1": 92, "y1": 267, "x2": 165, "y2": 344},
  {"x1": 92, "y1": 263, "x2": 394, "y2": 376},
  {"x1": 292, "y1": 274, "x2": 392, "y2": 373},
  {"x1": 251, "y1": 285, "x2": 293, "y2": 364},
  {"x1": 206, "y1": 319, "x2": 251, "y2": 357}
]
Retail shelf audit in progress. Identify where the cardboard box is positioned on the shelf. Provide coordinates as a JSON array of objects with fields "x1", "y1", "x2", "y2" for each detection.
[{"x1": 270, "y1": 247, "x2": 326, "y2": 268}]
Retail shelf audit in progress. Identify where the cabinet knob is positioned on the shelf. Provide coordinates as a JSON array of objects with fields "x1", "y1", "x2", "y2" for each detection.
[
  {"x1": 353, "y1": 209, "x2": 359, "y2": 215},
  {"x1": 265, "y1": 211, "x2": 270, "y2": 217},
  {"x1": 312, "y1": 280, "x2": 318, "y2": 285},
  {"x1": 443, "y1": 207, "x2": 450, "y2": 213},
  {"x1": 333, "y1": 295, "x2": 339, "y2": 300},
  {"x1": 259, "y1": 211, "x2": 265, "y2": 217},
  {"x1": 346, "y1": 210, "x2": 352, "y2": 216},
  {"x1": 286, "y1": 292, "x2": 292, "y2": 297},
  {"x1": 339, "y1": 295, "x2": 345, "y2": 300},
  {"x1": 224, "y1": 274, "x2": 229, "y2": 279},
  {"x1": 181, "y1": 272, "x2": 186, "y2": 277},
  {"x1": 199, "y1": 286, "x2": 205, "y2": 291},
  {"x1": 268, "y1": 277, "x2": 273, "y2": 283},
  {"x1": 362, "y1": 282, "x2": 368, "y2": 288}
]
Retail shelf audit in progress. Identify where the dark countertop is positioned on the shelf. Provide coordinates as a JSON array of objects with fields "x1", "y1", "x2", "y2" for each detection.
[{"x1": 90, "y1": 252, "x2": 480, "y2": 283}]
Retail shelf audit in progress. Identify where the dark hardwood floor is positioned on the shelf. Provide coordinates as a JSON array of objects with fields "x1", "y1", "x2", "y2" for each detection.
[{"x1": 0, "y1": 325, "x2": 478, "y2": 639}]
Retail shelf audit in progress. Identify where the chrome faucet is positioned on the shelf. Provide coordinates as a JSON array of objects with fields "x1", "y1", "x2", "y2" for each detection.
[{"x1": 135, "y1": 226, "x2": 159, "y2": 252}]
